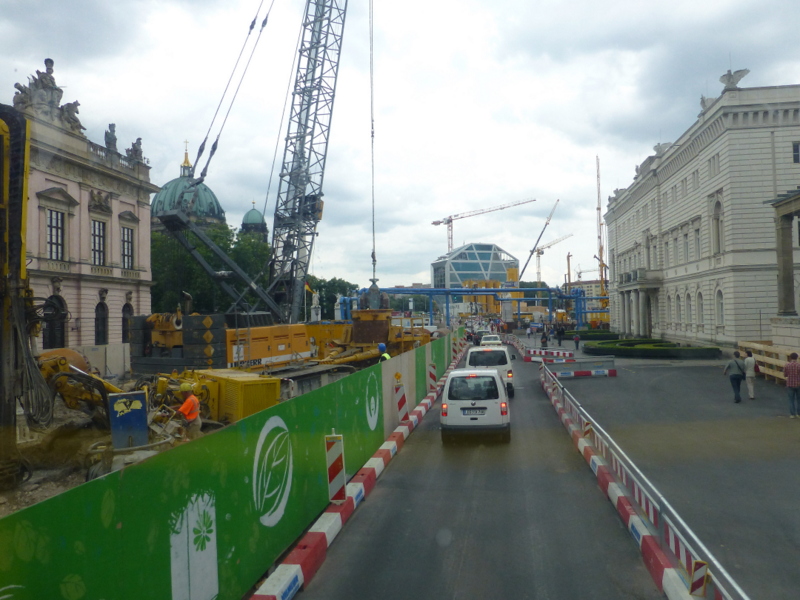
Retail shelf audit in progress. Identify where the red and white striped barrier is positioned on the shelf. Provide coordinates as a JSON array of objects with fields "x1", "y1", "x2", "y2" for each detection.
[
  {"x1": 326, "y1": 434, "x2": 345, "y2": 503},
  {"x1": 395, "y1": 383, "x2": 409, "y2": 422},
  {"x1": 552, "y1": 369, "x2": 617, "y2": 378},
  {"x1": 542, "y1": 357, "x2": 576, "y2": 363},
  {"x1": 428, "y1": 364, "x2": 437, "y2": 393},
  {"x1": 539, "y1": 365, "x2": 698, "y2": 600},
  {"x1": 527, "y1": 348, "x2": 574, "y2": 357}
]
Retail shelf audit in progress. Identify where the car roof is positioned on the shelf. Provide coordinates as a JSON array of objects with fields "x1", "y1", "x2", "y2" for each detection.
[{"x1": 448, "y1": 368, "x2": 502, "y2": 377}]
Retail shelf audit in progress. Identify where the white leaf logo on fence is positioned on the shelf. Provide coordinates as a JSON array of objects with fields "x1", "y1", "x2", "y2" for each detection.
[
  {"x1": 253, "y1": 415, "x2": 293, "y2": 527},
  {"x1": 365, "y1": 372, "x2": 379, "y2": 431}
]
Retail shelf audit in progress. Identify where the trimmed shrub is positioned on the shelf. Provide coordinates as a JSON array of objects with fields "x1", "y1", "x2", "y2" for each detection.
[
  {"x1": 583, "y1": 338, "x2": 721, "y2": 359},
  {"x1": 565, "y1": 331, "x2": 619, "y2": 341}
]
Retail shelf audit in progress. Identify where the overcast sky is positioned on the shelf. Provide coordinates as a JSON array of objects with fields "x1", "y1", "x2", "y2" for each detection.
[{"x1": 3, "y1": 0, "x2": 799, "y2": 290}]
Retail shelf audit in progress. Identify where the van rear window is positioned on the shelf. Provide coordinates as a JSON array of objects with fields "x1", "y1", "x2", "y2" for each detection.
[
  {"x1": 448, "y1": 376, "x2": 499, "y2": 400},
  {"x1": 468, "y1": 351, "x2": 508, "y2": 367}
]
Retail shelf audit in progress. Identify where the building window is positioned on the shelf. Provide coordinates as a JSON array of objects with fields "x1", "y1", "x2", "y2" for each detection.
[
  {"x1": 95, "y1": 302, "x2": 108, "y2": 345},
  {"x1": 91, "y1": 220, "x2": 106, "y2": 266},
  {"x1": 794, "y1": 142, "x2": 800, "y2": 163},
  {"x1": 42, "y1": 295, "x2": 68, "y2": 349},
  {"x1": 715, "y1": 290, "x2": 724, "y2": 326},
  {"x1": 664, "y1": 241, "x2": 670, "y2": 267},
  {"x1": 683, "y1": 234, "x2": 689, "y2": 263},
  {"x1": 692, "y1": 170, "x2": 700, "y2": 190},
  {"x1": 121, "y1": 227, "x2": 134, "y2": 270},
  {"x1": 666, "y1": 296, "x2": 672, "y2": 325},
  {"x1": 712, "y1": 200, "x2": 723, "y2": 254},
  {"x1": 673, "y1": 237, "x2": 679, "y2": 264},
  {"x1": 708, "y1": 153, "x2": 721, "y2": 177},
  {"x1": 676, "y1": 294, "x2": 682, "y2": 324},
  {"x1": 122, "y1": 302, "x2": 134, "y2": 343},
  {"x1": 694, "y1": 228, "x2": 701, "y2": 259},
  {"x1": 697, "y1": 293, "x2": 704, "y2": 325},
  {"x1": 47, "y1": 209, "x2": 65, "y2": 261},
  {"x1": 686, "y1": 294, "x2": 693, "y2": 325}
]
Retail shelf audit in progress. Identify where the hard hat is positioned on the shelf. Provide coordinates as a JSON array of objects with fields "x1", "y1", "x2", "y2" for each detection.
[
  {"x1": 378, "y1": 343, "x2": 386, "y2": 352},
  {"x1": 179, "y1": 382, "x2": 192, "y2": 392}
]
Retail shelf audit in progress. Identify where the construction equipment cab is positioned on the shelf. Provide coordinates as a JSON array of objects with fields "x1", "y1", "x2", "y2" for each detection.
[{"x1": 465, "y1": 346, "x2": 515, "y2": 398}]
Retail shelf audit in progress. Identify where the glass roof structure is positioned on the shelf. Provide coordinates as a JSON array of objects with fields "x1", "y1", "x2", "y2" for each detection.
[{"x1": 431, "y1": 243, "x2": 518, "y2": 289}]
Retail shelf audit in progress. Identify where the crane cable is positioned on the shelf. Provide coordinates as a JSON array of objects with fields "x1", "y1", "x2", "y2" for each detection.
[
  {"x1": 369, "y1": 0, "x2": 377, "y2": 280},
  {"x1": 193, "y1": 0, "x2": 276, "y2": 183}
]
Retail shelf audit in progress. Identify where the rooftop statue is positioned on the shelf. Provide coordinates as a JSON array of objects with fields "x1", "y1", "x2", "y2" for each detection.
[
  {"x1": 12, "y1": 58, "x2": 86, "y2": 135},
  {"x1": 720, "y1": 68, "x2": 749, "y2": 91},
  {"x1": 105, "y1": 123, "x2": 118, "y2": 152}
]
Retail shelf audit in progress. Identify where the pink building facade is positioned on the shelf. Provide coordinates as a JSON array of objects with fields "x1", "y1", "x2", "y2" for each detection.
[{"x1": 12, "y1": 59, "x2": 158, "y2": 372}]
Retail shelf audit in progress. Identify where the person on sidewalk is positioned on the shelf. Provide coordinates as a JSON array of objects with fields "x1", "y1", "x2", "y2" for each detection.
[
  {"x1": 743, "y1": 350, "x2": 757, "y2": 400},
  {"x1": 573, "y1": 333, "x2": 580, "y2": 351},
  {"x1": 540, "y1": 332, "x2": 548, "y2": 349},
  {"x1": 723, "y1": 351, "x2": 746, "y2": 403},
  {"x1": 784, "y1": 352, "x2": 800, "y2": 418}
]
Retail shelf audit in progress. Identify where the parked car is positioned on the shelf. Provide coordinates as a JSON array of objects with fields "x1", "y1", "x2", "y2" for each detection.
[
  {"x1": 440, "y1": 369, "x2": 510, "y2": 443},
  {"x1": 466, "y1": 345, "x2": 515, "y2": 397}
]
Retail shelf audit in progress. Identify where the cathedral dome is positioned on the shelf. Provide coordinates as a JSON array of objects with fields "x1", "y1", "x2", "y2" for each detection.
[
  {"x1": 151, "y1": 151, "x2": 226, "y2": 224},
  {"x1": 241, "y1": 202, "x2": 268, "y2": 235}
]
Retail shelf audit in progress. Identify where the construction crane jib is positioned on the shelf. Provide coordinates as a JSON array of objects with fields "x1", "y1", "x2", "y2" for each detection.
[
  {"x1": 535, "y1": 233, "x2": 573, "y2": 284},
  {"x1": 432, "y1": 198, "x2": 537, "y2": 252},
  {"x1": 266, "y1": 0, "x2": 348, "y2": 323},
  {"x1": 519, "y1": 198, "x2": 559, "y2": 281}
]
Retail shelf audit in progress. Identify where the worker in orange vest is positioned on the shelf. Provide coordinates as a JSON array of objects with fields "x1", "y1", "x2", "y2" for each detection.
[{"x1": 177, "y1": 382, "x2": 203, "y2": 439}]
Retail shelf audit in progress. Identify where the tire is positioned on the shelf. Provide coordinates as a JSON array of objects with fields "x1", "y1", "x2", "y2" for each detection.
[{"x1": 507, "y1": 383, "x2": 515, "y2": 399}]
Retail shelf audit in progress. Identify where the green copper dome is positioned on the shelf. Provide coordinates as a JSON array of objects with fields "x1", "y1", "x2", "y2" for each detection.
[
  {"x1": 151, "y1": 175, "x2": 226, "y2": 222},
  {"x1": 242, "y1": 206, "x2": 265, "y2": 225}
]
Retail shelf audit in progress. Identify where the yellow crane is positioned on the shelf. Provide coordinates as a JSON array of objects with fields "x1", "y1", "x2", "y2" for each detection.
[{"x1": 432, "y1": 198, "x2": 537, "y2": 252}]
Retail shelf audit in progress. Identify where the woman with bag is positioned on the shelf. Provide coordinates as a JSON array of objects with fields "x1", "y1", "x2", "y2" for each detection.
[
  {"x1": 743, "y1": 350, "x2": 757, "y2": 400},
  {"x1": 723, "y1": 351, "x2": 747, "y2": 403}
]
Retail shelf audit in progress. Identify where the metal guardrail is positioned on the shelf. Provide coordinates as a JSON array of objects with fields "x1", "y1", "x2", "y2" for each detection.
[
  {"x1": 546, "y1": 356, "x2": 615, "y2": 373},
  {"x1": 539, "y1": 364, "x2": 750, "y2": 600}
]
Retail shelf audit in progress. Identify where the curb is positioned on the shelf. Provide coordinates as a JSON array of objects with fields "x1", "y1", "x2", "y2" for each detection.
[
  {"x1": 250, "y1": 343, "x2": 467, "y2": 599},
  {"x1": 542, "y1": 372, "x2": 692, "y2": 600}
]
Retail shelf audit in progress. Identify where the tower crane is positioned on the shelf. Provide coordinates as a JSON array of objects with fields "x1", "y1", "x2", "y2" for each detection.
[
  {"x1": 432, "y1": 198, "x2": 537, "y2": 252},
  {"x1": 535, "y1": 234, "x2": 573, "y2": 284},
  {"x1": 519, "y1": 198, "x2": 559, "y2": 280},
  {"x1": 575, "y1": 266, "x2": 599, "y2": 281}
]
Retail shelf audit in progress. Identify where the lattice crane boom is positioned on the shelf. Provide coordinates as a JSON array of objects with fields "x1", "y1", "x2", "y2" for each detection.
[
  {"x1": 265, "y1": 0, "x2": 348, "y2": 323},
  {"x1": 519, "y1": 199, "x2": 559, "y2": 280},
  {"x1": 432, "y1": 197, "x2": 537, "y2": 252}
]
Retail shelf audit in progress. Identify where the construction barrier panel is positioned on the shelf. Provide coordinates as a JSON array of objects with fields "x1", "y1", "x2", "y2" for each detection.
[
  {"x1": 547, "y1": 356, "x2": 616, "y2": 377},
  {"x1": 0, "y1": 334, "x2": 456, "y2": 600}
]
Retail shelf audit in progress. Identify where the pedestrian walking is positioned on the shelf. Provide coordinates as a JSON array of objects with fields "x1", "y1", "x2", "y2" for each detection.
[
  {"x1": 743, "y1": 350, "x2": 757, "y2": 400},
  {"x1": 527, "y1": 326, "x2": 532, "y2": 339},
  {"x1": 723, "y1": 351, "x2": 747, "y2": 403},
  {"x1": 784, "y1": 352, "x2": 800, "y2": 418},
  {"x1": 573, "y1": 333, "x2": 580, "y2": 351},
  {"x1": 556, "y1": 326, "x2": 564, "y2": 346},
  {"x1": 540, "y1": 332, "x2": 548, "y2": 349}
]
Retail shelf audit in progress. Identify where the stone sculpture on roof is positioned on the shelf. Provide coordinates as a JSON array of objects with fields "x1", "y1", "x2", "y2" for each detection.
[{"x1": 720, "y1": 68, "x2": 750, "y2": 91}]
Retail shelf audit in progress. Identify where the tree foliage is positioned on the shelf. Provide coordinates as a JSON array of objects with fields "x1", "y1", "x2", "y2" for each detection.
[{"x1": 150, "y1": 224, "x2": 271, "y2": 314}]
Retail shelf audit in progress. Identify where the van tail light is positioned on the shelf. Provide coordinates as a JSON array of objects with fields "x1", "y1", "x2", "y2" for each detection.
[
  {"x1": 500, "y1": 402, "x2": 508, "y2": 416},
  {"x1": 507, "y1": 370, "x2": 513, "y2": 379},
  {"x1": 441, "y1": 403, "x2": 448, "y2": 417}
]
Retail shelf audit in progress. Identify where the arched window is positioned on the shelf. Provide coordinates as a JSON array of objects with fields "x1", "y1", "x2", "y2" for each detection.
[
  {"x1": 715, "y1": 290, "x2": 724, "y2": 325},
  {"x1": 697, "y1": 293, "x2": 704, "y2": 325},
  {"x1": 666, "y1": 295, "x2": 672, "y2": 326},
  {"x1": 95, "y1": 302, "x2": 109, "y2": 345},
  {"x1": 122, "y1": 303, "x2": 134, "y2": 343},
  {"x1": 676, "y1": 294, "x2": 682, "y2": 323},
  {"x1": 42, "y1": 295, "x2": 68, "y2": 349},
  {"x1": 712, "y1": 200, "x2": 723, "y2": 254},
  {"x1": 686, "y1": 294, "x2": 693, "y2": 325}
]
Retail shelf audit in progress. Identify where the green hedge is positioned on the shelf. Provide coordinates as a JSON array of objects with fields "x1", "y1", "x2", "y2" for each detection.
[
  {"x1": 566, "y1": 331, "x2": 619, "y2": 341},
  {"x1": 583, "y1": 338, "x2": 721, "y2": 359}
]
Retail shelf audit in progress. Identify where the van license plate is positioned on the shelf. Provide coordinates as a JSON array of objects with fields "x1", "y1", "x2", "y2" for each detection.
[{"x1": 462, "y1": 408, "x2": 485, "y2": 415}]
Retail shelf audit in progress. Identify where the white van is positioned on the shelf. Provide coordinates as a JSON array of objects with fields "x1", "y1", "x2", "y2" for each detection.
[
  {"x1": 440, "y1": 369, "x2": 510, "y2": 443},
  {"x1": 465, "y1": 346, "x2": 515, "y2": 398}
]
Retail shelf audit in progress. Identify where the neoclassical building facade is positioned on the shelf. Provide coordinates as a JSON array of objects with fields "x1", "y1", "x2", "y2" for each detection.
[
  {"x1": 606, "y1": 73, "x2": 800, "y2": 345},
  {"x1": 12, "y1": 59, "x2": 158, "y2": 365}
]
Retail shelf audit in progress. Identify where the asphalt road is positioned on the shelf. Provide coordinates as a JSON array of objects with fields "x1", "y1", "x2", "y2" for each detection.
[
  {"x1": 299, "y1": 348, "x2": 663, "y2": 600},
  {"x1": 557, "y1": 353, "x2": 800, "y2": 599}
]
